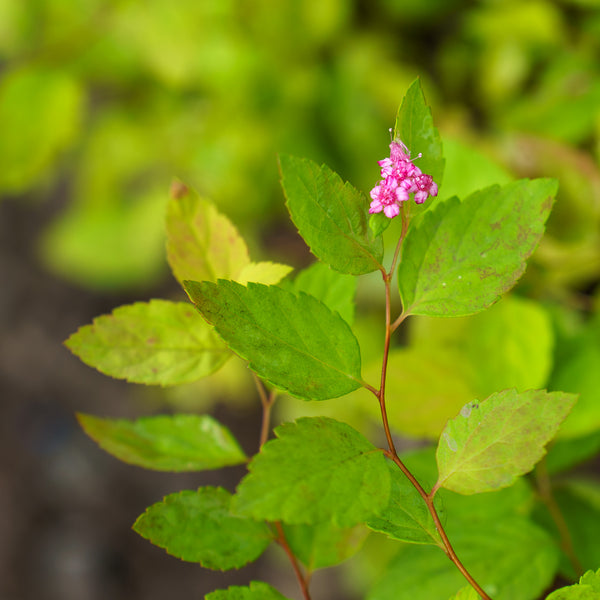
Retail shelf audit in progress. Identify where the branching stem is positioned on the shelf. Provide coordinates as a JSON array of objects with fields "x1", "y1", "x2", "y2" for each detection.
[
  {"x1": 252, "y1": 372, "x2": 277, "y2": 449},
  {"x1": 274, "y1": 522, "x2": 312, "y2": 600},
  {"x1": 369, "y1": 210, "x2": 492, "y2": 600},
  {"x1": 252, "y1": 374, "x2": 311, "y2": 599}
]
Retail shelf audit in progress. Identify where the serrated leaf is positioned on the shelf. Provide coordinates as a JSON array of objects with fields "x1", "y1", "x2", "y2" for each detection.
[
  {"x1": 580, "y1": 570, "x2": 600, "y2": 591},
  {"x1": 394, "y1": 78, "x2": 445, "y2": 185},
  {"x1": 185, "y1": 280, "x2": 363, "y2": 400},
  {"x1": 398, "y1": 179, "x2": 558, "y2": 317},
  {"x1": 368, "y1": 518, "x2": 558, "y2": 600},
  {"x1": 77, "y1": 413, "x2": 246, "y2": 471},
  {"x1": 65, "y1": 300, "x2": 230, "y2": 386},
  {"x1": 279, "y1": 154, "x2": 384, "y2": 275},
  {"x1": 133, "y1": 487, "x2": 272, "y2": 570},
  {"x1": 401, "y1": 447, "x2": 536, "y2": 524},
  {"x1": 205, "y1": 581, "x2": 291, "y2": 600},
  {"x1": 545, "y1": 569, "x2": 600, "y2": 600},
  {"x1": 366, "y1": 462, "x2": 444, "y2": 547},
  {"x1": 283, "y1": 521, "x2": 368, "y2": 571},
  {"x1": 233, "y1": 417, "x2": 390, "y2": 526},
  {"x1": 166, "y1": 183, "x2": 250, "y2": 285},
  {"x1": 292, "y1": 261, "x2": 357, "y2": 325},
  {"x1": 435, "y1": 390, "x2": 577, "y2": 495},
  {"x1": 236, "y1": 261, "x2": 293, "y2": 285}
]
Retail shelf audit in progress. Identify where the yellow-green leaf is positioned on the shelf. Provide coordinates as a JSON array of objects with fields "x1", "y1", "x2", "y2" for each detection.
[
  {"x1": 166, "y1": 183, "x2": 250, "y2": 285},
  {"x1": 65, "y1": 300, "x2": 230, "y2": 386},
  {"x1": 77, "y1": 413, "x2": 247, "y2": 471},
  {"x1": 435, "y1": 389, "x2": 577, "y2": 495}
]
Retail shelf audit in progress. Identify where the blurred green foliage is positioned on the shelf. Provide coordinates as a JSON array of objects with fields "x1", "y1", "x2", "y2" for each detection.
[
  {"x1": 4, "y1": 3, "x2": 600, "y2": 593},
  {"x1": 2, "y1": 0, "x2": 600, "y2": 295}
]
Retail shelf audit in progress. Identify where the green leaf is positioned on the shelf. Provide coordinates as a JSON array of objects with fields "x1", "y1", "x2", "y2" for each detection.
[
  {"x1": 368, "y1": 518, "x2": 558, "y2": 600},
  {"x1": 283, "y1": 522, "x2": 368, "y2": 571},
  {"x1": 435, "y1": 390, "x2": 577, "y2": 495},
  {"x1": 133, "y1": 487, "x2": 272, "y2": 570},
  {"x1": 449, "y1": 587, "x2": 482, "y2": 600},
  {"x1": 166, "y1": 183, "x2": 250, "y2": 285},
  {"x1": 291, "y1": 261, "x2": 357, "y2": 325},
  {"x1": 185, "y1": 280, "x2": 363, "y2": 400},
  {"x1": 369, "y1": 211, "x2": 393, "y2": 238},
  {"x1": 65, "y1": 300, "x2": 230, "y2": 386},
  {"x1": 279, "y1": 154, "x2": 384, "y2": 275},
  {"x1": 205, "y1": 581, "x2": 291, "y2": 600},
  {"x1": 366, "y1": 462, "x2": 444, "y2": 547},
  {"x1": 580, "y1": 571, "x2": 600, "y2": 591},
  {"x1": 236, "y1": 261, "x2": 293, "y2": 286},
  {"x1": 394, "y1": 78, "x2": 445, "y2": 185},
  {"x1": 398, "y1": 179, "x2": 558, "y2": 317},
  {"x1": 65, "y1": 300, "x2": 230, "y2": 385},
  {"x1": 545, "y1": 569, "x2": 600, "y2": 600},
  {"x1": 233, "y1": 417, "x2": 390, "y2": 526},
  {"x1": 400, "y1": 447, "x2": 536, "y2": 525},
  {"x1": 77, "y1": 413, "x2": 246, "y2": 471}
]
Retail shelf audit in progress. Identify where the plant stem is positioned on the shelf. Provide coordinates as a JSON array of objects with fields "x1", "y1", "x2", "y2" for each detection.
[
  {"x1": 378, "y1": 274, "x2": 397, "y2": 456},
  {"x1": 371, "y1": 216, "x2": 492, "y2": 600},
  {"x1": 383, "y1": 451, "x2": 491, "y2": 599},
  {"x1": 252, "y1": 372, "x2": 277, "y2": 449},
  {"x1": 274, "y1": 523, "x2": 312, "y2": 600},
  {"x1": 535, "y1": 458, "x2": 584, "y2": 577},
  {"x1": 252, "y1": 374, "x2": 311, "y2": 599}
]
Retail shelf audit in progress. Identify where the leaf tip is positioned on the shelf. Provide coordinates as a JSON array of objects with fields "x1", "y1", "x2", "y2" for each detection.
[{"x1": 169, "y1": 179, "x2": 189, "y2": 200}]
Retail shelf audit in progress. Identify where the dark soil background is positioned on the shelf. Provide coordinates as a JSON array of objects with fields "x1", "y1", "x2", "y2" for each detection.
[{"x1": 0, "y1": 197, "x2": 332, "y2": 600}]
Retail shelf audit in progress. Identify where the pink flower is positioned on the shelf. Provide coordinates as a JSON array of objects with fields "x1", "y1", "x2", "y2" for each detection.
[
  {"x1": 369, "y1": 175, "x2": 410, "y2": 217},
  {"x1": 389, "y1": 141, "x2": 412, "y2": 163},
  {"x1": 412, "y1": 174, "x2": 438, "y2": 204},
  {"x1": 369, "y1": 139, "x2": 438, "y2": 218}
]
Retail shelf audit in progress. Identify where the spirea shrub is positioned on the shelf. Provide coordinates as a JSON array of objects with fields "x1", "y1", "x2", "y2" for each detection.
[{"x1": 65, "y1": 80, "x2": 600, "y2": 600}]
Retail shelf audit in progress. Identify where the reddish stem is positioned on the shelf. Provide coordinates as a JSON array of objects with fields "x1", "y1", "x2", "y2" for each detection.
[
  {"x1": 252, "y1": 372, "x2": 277, "y2": 449},
  {"x1": 252, "y1": 374, "x2": 311, "y2": 599},
  {"x1": 274, "y1": 522, "x2": 312, "y2": 600},
  {"x1": 370, "y1": 212, "x2": 492, "y2": 600}
]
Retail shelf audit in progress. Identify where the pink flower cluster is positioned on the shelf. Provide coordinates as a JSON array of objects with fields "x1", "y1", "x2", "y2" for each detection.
[{"x1": 369, "y1": 141, "x2": 438, "y2": 218}]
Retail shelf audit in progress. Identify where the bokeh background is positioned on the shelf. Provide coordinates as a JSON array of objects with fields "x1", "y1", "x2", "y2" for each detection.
[{"x1": 2, "y1": 1, "x2": 600, "y2": 599}]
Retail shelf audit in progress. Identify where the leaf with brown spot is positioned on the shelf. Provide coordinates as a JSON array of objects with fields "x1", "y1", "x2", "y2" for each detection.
[
  {"x1": 65, "y1": 300, "x2": 230, "y2": 385},
  {"x1": 398, "y1": 179, "x2": 558, "y2": 317},
  {"x1": 166, "y1": 185, "x2": 250, "y2": 285},
  {"x1": 435, "y1": 389, "x2": 577, "y2": 495}
]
